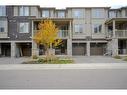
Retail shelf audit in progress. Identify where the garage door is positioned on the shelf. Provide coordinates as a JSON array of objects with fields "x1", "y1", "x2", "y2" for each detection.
[
  {"x1": 72, "y1": 43, "x2": 86, "y2": 55},
  {"x1": 90, "y1": 43, "x2": 106, "y2": 56},
  {"x1": 90, "y1": 47, "x2": 103, "y2": 55}
]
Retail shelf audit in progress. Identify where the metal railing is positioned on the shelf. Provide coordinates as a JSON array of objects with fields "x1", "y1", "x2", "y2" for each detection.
[
  {"x1": 116, "y1": 30, "x2": 127, "y2": 37},
  {"x1": 33, "y1": 30, "x2": 69, "y2": 38},
  {"x1": 58, "y1": 30, "x2": 69, "y2": 38},
  {"x1": 106, "y1": 31, "x2": 113, "y2": 38},
  {"x1": 119, "y1": 49, "x2": 127, "y2": 54}
]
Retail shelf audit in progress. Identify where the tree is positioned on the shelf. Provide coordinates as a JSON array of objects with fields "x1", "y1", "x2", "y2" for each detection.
[{"x1": 33, "y1": 20, "x2": 62, "y2": 60}]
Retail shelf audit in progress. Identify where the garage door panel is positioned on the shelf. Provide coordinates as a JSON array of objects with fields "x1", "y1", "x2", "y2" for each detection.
[
  {"x1": 72, "y1": 43, "x2": 86, "y2": 56},
  {"x1": 90, "y1": 47, "x2": 103, "y2": 55},
  {"x1": 90, "y1": 43, "x2": 106, "y2": 56},
  {"x1": 72, "y1": 46, "x2": 85, "y2": 55}
]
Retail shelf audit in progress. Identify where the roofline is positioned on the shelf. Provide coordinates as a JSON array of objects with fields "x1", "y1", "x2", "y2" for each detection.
[
  {"x1": 6, "y1": 5, "x2": 40, "y2": 7},
  {"x1": 66, "y1": 7, "x2": 111, "y2": 9},
  {"x1": 105, "y1": 18, "x2": 127, "y2": 24}
]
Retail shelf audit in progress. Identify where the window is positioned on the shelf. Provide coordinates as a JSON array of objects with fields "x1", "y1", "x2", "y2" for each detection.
[
  {"x1": 0, "y1": 21, "x2": 5, "y2": 32},
  {"x1": 0, "y1": 27, "x2": 4, "y2": 32},
  {"x1": 109, "y1": 11, "x2": 117, "y2": 18},
  {"x1": 74, "y1": 24, "x2": 83, "y2": 33},
  {"x1": 19, "y1": 6, "x2": 29, "y2": 16},
  {"x1": 58, "y1": 11, "x2": 65, "y2": 18},
  {"x1": 125, "y1": 9, "x2": 127, "y2": 17},
  {"x1": 93, "y1": 24, "x2": 102, "y2": 33},
  {"x1": 0, "y1": 6, "x2": 6, "y2": 16},
  {"x1": 92, "y1": 9, "x2": 104, "y2": 18},
  {"x1": 73, "y1": 9, "x2": 83, "y2": 18},
  {"x1": 42, "y1": 10, "x2": 50, "y2": 17},
  {"x1": 19, "y1": 23, "x2": 29, "y2": 33}
]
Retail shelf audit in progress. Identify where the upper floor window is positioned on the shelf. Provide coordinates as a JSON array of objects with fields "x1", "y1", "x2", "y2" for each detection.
[
  {"x1": 19, "y1": 6, "x2": 29, "y2": 16},
  {"x1": 42, "y1": 10, "x2": 50, "y2": 17},
  {"x1": 73, "y1": 9, "x2": 83, "y2": 18},
  {"x1": 109, "y1": 11, "x2": 117, "y2": 18},
  {"x1": 93, "y1": 24, "x2": 102, "y2": 33},
  {"x1": 57, "y1": 11, "x2": 65, "y2": 18},
  {"x1": 0, "y1": 6, "x2": 6, "y2": 16},
  {"x1": 0, "y1": 21, "x2": 6, "y2": 32},
  {"x1": 19, "y1": 22, "x2": 29, "y2": 33},
  {"x1": 125, "y1": 9, "x2": 127, "y2": 17},
  {"x1": 74, "y1": 24, "x2": 83, "y2": 34},
  {"x1": 92, "y1": 9, "x2": 104, "y2": 18}
]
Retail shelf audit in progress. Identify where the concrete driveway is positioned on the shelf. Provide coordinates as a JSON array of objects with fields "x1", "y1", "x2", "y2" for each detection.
[
  {"x1": 0, "y1": 57, "x2": 30, "y2": 64},
  {"x1": 73, "y1": 56, "x2": 126, "y2": 63}
]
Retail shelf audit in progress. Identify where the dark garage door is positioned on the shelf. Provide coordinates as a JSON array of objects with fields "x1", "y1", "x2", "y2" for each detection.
[
  {"x1": 72, "y1": 43, "x2": 86, "y2": 55},
  {"x1": 90, "y1": 43, "x2": 106, "y2": 56}
]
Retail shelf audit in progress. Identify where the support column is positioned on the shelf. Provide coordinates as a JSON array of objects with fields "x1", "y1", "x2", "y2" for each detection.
[
  {"x1": 0, "y1": 43, "x2": 1, "y2": 55},
  {"x1": 113, "y1": 20, "x2": 116, "y2": 38},
  {"x1": 11, "y1": 42, "x2": 16, "y2": 57},
  {"x1": 86, "y1": 41, "x2": 90, "y2": 56},
  {"x1": 32, "y1": 41, "x2": 39, "y2": 56},
  {"x1": 105, "y1": 24, "x2": 108, "y2": 37},
  {"x1": 67, "y1": 21, "x2": 72, "y2": 56},
  {"x1": 67, "y1": 39, "x2": 72, "y2": 56},
  {"x1": 112, "y1": 39, "x2": 118, "y2": 56},
  {"x1": 31, "y1": 20, "x2": 39, "y2": 56}
]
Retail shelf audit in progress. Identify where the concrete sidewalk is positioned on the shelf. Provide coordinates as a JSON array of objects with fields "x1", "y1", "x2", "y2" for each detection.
[{"x1": 0, "y1": 64, "x2": 127, "y2": 70}]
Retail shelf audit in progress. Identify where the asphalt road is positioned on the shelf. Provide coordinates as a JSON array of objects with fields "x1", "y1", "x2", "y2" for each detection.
[{"x1": 0, "y1": 69, "x2": 127, "y2": 89}]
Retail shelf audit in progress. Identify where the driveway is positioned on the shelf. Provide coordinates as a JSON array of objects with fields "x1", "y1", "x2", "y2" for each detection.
[
  {"x1": 0, "y1": 57, "x2": 29, "y2": 64},
  {"x1": 73, "y1": 56, "x2": 126, "y2": 63},
  {"x1": 0, "y1": 56, "x2": 126, "y2": 64}
]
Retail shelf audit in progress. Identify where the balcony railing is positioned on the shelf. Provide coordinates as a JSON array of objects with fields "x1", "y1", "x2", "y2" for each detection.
[
  {"x1": 58, "y1": 30, "x2": 69, "y2": 38},
  {"x1": 106, "y1": 31, "x2": 113, "y2": 38},
  {"x1": 33, "y1": 30, "x2": 69, "y2": 38},
  {"x1": 119, "y1": 49, "x2": 127, "y2": 54},
  {"x1": 116, "y1": 30, "x2": 127, "y2": 38}
]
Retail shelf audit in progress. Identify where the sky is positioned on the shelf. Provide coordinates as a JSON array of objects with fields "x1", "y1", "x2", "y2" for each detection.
[{"x1": 0, "y1": 0, "x2": 127, "y2": 9}]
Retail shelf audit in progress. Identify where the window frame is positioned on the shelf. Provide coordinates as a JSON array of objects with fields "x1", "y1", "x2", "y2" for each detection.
[
  {"x1": 109, "y1": 11, "x2": 117, "y2": 18},
  {"x1": 57, "y1": 11, "x2": 65, "y2": 18},
  {"x1": 0, "y1": 6, "x2": 6, "y2": 16},
  {"x1": 92, "y1": 9, "x2": 104, "y2": 18},
  {"x1": 19, "y1": 22, "x2": 29, "y2": 33},
  {"x1": 42, "y1": 10, "x2": 50, "y2": 17},
  {"x1": 73, "y1": 9, "x2": 84, "y2": 18},
  {"x1": 0, "y1": 20, "x2": 6, "y2": 32},
  {"x1": 74, "y1": 24, "x2": 84, "y2": 34},
  {"x1": 92, "y1": 24, "x2": 102, "y2": 33},
  {"x1": 19, "y1": 6, "x2": 29, "y2": 16}
]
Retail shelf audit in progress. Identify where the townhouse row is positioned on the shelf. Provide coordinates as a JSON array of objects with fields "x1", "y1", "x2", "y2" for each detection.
[{"x1": 0, "y1": 5, "x2": 127, "y2": 57}]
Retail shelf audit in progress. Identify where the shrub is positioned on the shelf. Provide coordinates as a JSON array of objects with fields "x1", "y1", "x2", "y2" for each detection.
[
  {"x1": 37, "y1": 58, "x2": 44, "y2": 63},
  {"x1": 32, "y1": 55, "x2": 38, "y2": 59},
  {"x1": 123, "y1": 57, "x2": 127, "y2": 61},
  {"x1": 113, "y1": 55, "x2": 121, "y2": 59}
]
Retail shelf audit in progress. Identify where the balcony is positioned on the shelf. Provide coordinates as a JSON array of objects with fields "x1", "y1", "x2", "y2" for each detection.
[
  {"x1": 116, "y1": 30, "x2": 127, "y2": 38},
  {"x1": 106, "y1": 31, "x2": 113, "y2": 38},
  {"x1": 0, "y1": 32, "x2": 8, "y2": 38},
  {"x1": 58, "y1": 30, "x2": 69, "y2": 38},
  {"x1": 33, "y1": 30, "x2": 69, "y2": 38}
]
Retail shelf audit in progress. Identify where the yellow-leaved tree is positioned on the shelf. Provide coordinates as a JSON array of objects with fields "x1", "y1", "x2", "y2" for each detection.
[{"x1": 33, "y1": 20, "x2": 62, "y2": 60}]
